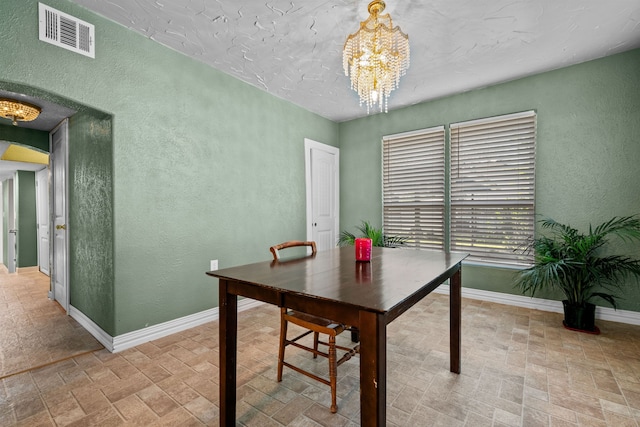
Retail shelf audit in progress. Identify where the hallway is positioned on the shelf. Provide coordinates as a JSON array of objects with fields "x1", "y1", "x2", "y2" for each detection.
[{"x1": 0, "y1": 266, "x2": 103, "y2": 379}]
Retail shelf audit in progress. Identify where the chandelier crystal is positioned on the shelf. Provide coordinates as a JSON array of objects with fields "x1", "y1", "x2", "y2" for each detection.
[
  {"x1": 0, "y1": 98, "x2": 41, "y2": 126},
  {"x1": 343, "y1": 0, "x2": 410, "y2": 114}
]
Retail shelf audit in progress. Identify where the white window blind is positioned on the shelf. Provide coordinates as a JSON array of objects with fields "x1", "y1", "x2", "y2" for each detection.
[
  {"x1": 383, "y1": 126, "x2": 445, "y2": 249},
  {"x1": 450, "y1": 111, "x2": 536, "y2": 266}
]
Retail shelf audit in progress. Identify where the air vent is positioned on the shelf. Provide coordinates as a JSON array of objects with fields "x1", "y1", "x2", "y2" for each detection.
[{"x1": 38, "y1": 3, "x2": 95, "y2": 58}]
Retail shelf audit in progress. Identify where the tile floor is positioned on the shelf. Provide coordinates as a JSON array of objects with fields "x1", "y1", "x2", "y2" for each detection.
[
  {"x1": 2, "y1": 268, "x2": 640, "y2": 426},
  {"x1": 0, "y1": 267, "x2": 103, "y2": 379}
]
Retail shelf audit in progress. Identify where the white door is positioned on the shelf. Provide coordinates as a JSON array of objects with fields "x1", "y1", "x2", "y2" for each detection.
[
  {"x1": 36, "y1": 167, "x2": 50, "y2": 276},
  {"x1": 6, "y1": 177, "x2": 17, "y2": 273},
  {"x1": 305, "y1": 139, "x2": 339, "y2": 251},
  {"x1": 50, "y1": 121, "x2": 69, "y2": 310},
  {"x1": 0, "y1": 181, "x2": 3, "y2": 263}
]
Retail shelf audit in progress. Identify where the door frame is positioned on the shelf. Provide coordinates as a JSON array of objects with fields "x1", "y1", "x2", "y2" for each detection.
[
  {"x1": 36, "y1": 167, "x2": 50, "y2": 276},
  {"x1": 6, "y1": 176, "x2": 17, "y2": 273},
  {"x1": 304, "y1": 138, "x2": 339, "y2": 247},
  {"x1": 0, "y1": 181, "x2": 2, "y2": 263},
  {"x1": 48, "y1": 119, "x2": 69, "y2": 312}
]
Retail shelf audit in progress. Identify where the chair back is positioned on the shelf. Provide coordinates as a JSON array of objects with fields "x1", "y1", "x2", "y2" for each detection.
[{"x1": 270, "y1": 241, "x2": 317, "y2": 261}]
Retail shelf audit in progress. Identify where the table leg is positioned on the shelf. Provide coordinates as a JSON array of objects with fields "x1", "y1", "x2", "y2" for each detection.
[
  {"x1": 219, "y1": 279, "x2": 238, "y2": 426},
  {"x1": 450, "y1": 266, "x2": 461, "y2": 374},
  {"x1": 359, "y1": 310, "x2": 386, "y2": 426}
]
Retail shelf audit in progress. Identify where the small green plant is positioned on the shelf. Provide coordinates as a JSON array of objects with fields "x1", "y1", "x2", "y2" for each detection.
[
  {"x1": 515, "y1": 215, "x2": 640, "y2": 309},
  {"x1": 337, "y1": 220, "x2": 407, "y2": 248}
]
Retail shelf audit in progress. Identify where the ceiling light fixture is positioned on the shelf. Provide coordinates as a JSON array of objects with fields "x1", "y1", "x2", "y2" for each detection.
[
  {"x1": 343, "y1": 0, "x2": 410, "y2": 114},
  {"x1": 0, "y1": 98, "x2": 42, "y2": 126}
]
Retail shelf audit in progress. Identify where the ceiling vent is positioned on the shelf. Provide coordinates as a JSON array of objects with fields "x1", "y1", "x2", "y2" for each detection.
[{"x1": 38, "y1": 3, "x2": 95, "y2": 58}]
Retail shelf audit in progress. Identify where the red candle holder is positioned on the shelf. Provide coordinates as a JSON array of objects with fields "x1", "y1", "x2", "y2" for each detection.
[{"x1": 355, "y1": 238, "x2": 372, "y2": 262}]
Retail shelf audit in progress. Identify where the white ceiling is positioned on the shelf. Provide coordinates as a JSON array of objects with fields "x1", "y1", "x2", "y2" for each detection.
[{"x1": 68, "y1": 0, "x2": 640, "y2": 122}]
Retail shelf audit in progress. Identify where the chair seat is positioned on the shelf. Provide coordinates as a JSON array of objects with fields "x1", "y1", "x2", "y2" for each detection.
[{"x1": 284, "y1": 310, "x2": 345, "y2": 335}]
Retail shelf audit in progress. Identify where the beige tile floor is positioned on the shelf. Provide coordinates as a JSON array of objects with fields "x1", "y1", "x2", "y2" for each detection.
[
  {"x1": 2, "y1": 268, "x2": 640, "y2": 426},
  {"x1": 0, "y1": 267, "x2": 103, "y2": 379}
]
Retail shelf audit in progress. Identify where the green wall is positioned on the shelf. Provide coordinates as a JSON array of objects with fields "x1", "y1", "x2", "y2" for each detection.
[
  {"x1": 68, "y1": 110, "x2": 115, "y2": 331},
  {"x1": 16, "y1": 171, "x2": 37, "y2": 267},
  {"x1": 0, "y1": 0, "x2": 338, "y2": 335},
  {"x1": 2, "y1": 0, "x2": 639, "y2": 337},
  {"x1": 339, "y1": 48, "x2": 640, "y2": 311},
  {"x1": 0, "y1": 127, "x2": 48, "y2": 151}
]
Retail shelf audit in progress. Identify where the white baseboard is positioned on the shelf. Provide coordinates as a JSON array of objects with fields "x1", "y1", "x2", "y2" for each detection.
[
  {"x1": 70, "y1": 287, "x2": 640, "y2": 354},
  {"x1": 69, "y1": 306, "x2": 114, "y2": 350},
  {"x1": 433, "y1": 285, "x2": 640, "y2": 326},
  {"x1": 69, "y1": 297, "x2": 264, "y2": 353}
]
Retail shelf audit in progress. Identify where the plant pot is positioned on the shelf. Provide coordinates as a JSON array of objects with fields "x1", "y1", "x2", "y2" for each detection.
[{"x1": 562, "y1": 300, "x2": 599, "y2": 334}]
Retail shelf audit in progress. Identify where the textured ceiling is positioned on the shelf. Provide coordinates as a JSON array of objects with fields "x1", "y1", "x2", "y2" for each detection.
[
  {"x1": 2, "y1": 1, "x2": 639, "y2": 180},
  {"x1": 69, "y1": 0, "x2": 640, "y2": 122}
]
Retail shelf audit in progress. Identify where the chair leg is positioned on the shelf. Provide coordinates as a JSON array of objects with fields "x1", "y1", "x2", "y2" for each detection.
[
  {"x1": 277, "y1": 310, "x2": 288, "y2": 382},
  {"x1": 313, "y1": 332, "x2": 319, "y2": 359},
  {"x1": 350, "y1": 327, "x2": 360, "y2": 343},
  {"x1": 328, "y1": 335, "x2": 338, "y2": 413}
]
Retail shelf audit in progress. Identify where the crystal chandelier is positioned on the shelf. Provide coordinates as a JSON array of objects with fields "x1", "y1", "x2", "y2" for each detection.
[
  {"x1": 0, "y1": 98, "x2": 41, "y2": 126},
  {"x1": 343, "y1": 0, "x2": 410, "y2": 114}
]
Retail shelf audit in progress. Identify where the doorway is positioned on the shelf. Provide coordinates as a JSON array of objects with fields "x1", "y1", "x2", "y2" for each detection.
[
  {"x1": 1, "y1": 164, "x2": 49, "y2": 275},
  {"x1": 0, "y1": 85, "x2": 113, "y2": 361},
  {"x1": 305, "y1": 138, "x2": 340, "y2": 251}
]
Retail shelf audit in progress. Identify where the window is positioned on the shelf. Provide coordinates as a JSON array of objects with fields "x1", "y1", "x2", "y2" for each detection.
[
  {"x1": 383, "y1": 111, "x2": 536, "y2": 266},
  {"x1": 450, "y1": 111, "x2": 536, "y2": 266},
  {"x1": 383, "y1": 126, "x2": 445, "y2": 250}
]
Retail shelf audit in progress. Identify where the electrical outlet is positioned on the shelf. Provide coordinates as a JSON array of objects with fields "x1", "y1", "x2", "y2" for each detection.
[{"x1": 210, "y1": 260, "x2": 218, "y2": 271}]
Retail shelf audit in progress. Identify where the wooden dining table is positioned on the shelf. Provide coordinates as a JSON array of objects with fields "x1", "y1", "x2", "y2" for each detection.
[{"x1": 207, "y1": 246, "x2": 468, "y2": 426}]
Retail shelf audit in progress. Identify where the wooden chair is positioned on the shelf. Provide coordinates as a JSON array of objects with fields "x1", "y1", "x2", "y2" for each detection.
[{"x1": 270, "y1": 241, "x2": 359, "y2": 413}]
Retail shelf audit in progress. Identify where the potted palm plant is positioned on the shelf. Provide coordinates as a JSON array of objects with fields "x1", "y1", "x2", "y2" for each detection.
[
  {"x1": 515, "y1": 215, "x2": 640, "y2": 333},
  {"x1": 338, "y1": 220, "x2": 407, "y2": 247}
]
